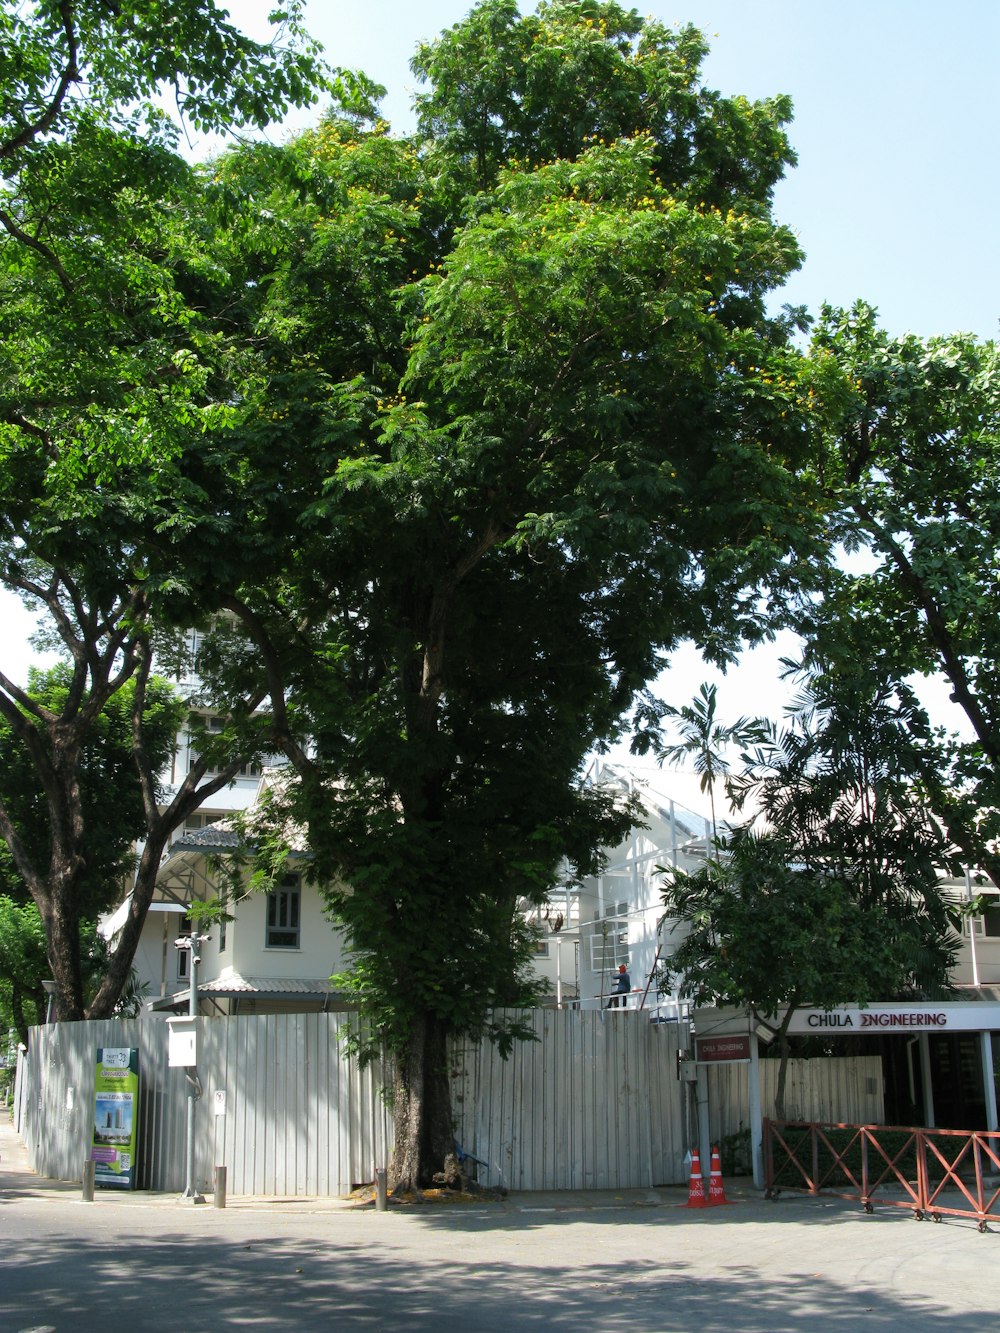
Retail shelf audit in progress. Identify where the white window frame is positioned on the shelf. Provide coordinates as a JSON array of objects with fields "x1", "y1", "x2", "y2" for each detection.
[{"x1": 265, "y1": 874, "x2": 301, "y2": 949}]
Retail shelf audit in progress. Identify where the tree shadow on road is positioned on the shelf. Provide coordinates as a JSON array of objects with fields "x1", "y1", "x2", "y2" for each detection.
[{"x1": 0, "y1": 1207, "x2": 991, "y2": 1333}]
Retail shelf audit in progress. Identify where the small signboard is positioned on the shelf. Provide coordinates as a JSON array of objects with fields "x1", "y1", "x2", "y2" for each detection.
[
  {"x1": 697, "y1": 1035, "x2": 751, "y2": 1063},
  {"x1": 92, "y1": 1047, "x2": 139, "y2": 1190}
]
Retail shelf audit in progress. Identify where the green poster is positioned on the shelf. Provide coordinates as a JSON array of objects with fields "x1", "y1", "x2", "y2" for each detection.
[{"x1": 92, "y1": 1047, "x2": 139, "y2": 1189}]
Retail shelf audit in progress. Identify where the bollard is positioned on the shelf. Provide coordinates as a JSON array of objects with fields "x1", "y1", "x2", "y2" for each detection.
[
  {"x1": 82, "y1": 1158, "x2": 95, "y2": 1202},
  {"x1": 375, "y1": 1167, "x2": 388, "y2": 1212},
  {"x1": 213, "y1": 1164, "x2": 227, "y2": 1209}
]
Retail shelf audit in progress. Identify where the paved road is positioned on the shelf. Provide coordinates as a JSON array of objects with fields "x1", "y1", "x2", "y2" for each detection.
[{"x1": 2, "y1": 1116, "x2": 999, "y2": 1332}]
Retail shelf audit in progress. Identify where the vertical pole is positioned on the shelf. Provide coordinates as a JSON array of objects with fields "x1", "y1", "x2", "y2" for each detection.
[
  {"x1": 918, "y1": 1033, "x2": 935, "y2": 1129},
  {"x1": 555, "y1": 937, "x2": 562, "y2": 1009},
  {"x1": 213, "y1": 1164, "x2": 227, "y2": 1209},
  {"x1": 748, "y1": 1029, "x2": 764, "y2": 1190},
  {"x1": 981, "y1": 1030, "x2": 998, "y2": 1132},
  {"x1": 183, "y1": 938, "x2": 203, "y2": 1201},
  {"x1": 375, "y1": 1167, "x2": 388, "y2": 1211},
  {"x1": 82, "y1": 1158, "x2": 95, "y2": 1202},
  {"x1": 696, "y1": 1060, "x2": 711, "y2": 1184},
  {"x1": 968, "y1": 869, "x2": 981, "y2": 987}
]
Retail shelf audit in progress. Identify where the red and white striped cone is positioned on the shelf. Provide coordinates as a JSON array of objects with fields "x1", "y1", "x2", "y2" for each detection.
[
  {"x1": 707, "y1": 1145, "x2": 729, "y2": 1206},
  {"x1": 685, "y1": 1148, "x2": 707, "y2": 1208}
]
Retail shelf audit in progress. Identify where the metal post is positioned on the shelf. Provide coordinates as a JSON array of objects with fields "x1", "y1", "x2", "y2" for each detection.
[
  {"x1": 42, "y1": 980, "x2": 57, "y2": 1025},
  {"x1": 179, "y1": 933, "x2": 207, "y2": 1203},
  {"x1": 82, "y1": 1158, "x2": 95, "y2": 1202},
  {"x1": 185, "y1": 938, "x2": 198, "y2": 1198},
  {"x1": 981, "y1": 1030, "x2": 998, "y2": 1132},
  {"x1": 748, "y1": 1029, "x2": 765, "y2": 1190},
  {"x1": 696, "y1": 1060, "x2": 712, "y2": 1182},
  {"x1": 375, "y1": 1167, "x2": 388, "y2": 1211},
  {"x1": 918, "y1": 1033, "x2": 935, "y2": 1128},
  {"x1": 967, "y1": 869, "x2": 982, "y2": 987},
  {"x1": 214, "y1": 1165, "x2": 227, "y2": 1209}
]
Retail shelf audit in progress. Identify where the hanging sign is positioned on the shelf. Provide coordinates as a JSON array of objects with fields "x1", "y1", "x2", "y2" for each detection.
[
  {"x1": 697, "y1": 1035, "x2": 751, "y2": 1063},
  {"x1": 91, "y1": 1047, "x2": 139, "y2": 1190}
]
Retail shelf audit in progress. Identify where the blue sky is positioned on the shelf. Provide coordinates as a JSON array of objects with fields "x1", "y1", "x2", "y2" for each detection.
[{"x1": 0, "y1": 1, "x2": 992, "y2": 781}]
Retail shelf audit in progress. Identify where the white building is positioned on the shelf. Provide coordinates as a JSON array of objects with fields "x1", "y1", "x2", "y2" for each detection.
[{"x1": 527, "y1": 762, "x2": 711, "y2": 1014}]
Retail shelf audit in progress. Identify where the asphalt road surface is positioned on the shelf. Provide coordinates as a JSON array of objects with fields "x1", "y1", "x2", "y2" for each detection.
[{"x1": 2, "y1": 1119, "x2": 999, "y2": 1332}]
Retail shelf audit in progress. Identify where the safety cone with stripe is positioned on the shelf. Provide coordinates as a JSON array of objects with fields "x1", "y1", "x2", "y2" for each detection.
[
  {"x1": 707, "y1": 1145, "x2": 729, "y2": 1206},
  {"x1": 685, "y1": 1148, "x2": 707, "y2": 1208}
]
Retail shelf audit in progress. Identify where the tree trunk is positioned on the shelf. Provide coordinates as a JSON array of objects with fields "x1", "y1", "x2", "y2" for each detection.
[
  {"x1": 41, "y1": 881, "x2": 85, "y2": 1021},
  {"x1": 389, "y1": 1010, "x2": 455, "y2": 1192},
  {"x1": 87, "y1": 832, "x2": 168, "y2": 1019},
  {"x1": 772, "y1": 1007, "x2": 797, "y2": 1120}
]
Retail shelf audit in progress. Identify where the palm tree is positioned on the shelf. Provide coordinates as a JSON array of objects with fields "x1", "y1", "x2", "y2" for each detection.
[{"x1": 656, "y1": 682, "x2": 763, "y2": 844}]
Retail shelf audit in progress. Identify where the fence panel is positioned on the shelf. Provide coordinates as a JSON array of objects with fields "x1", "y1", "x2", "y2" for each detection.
[
  {"x1": 451, "y1": 1010, "x2": 686, "y2": 1190},
  {"x1": 22, "y1": 1014, "x2": 392, "y2": 1196},
  {"x1": 764, "y1": 1120, "x2": 1000, "y2": 1230},
  {"x1": 708, "y1": 1056, "x2": 885, "y2": 1147},
  {"x1": 22, "y1": 1009, "x2": 695, "y2": 1195}
]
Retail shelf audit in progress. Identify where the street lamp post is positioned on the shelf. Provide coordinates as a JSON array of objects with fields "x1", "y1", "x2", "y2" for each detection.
[{"x1": 174, "y1": 932, "x2": 210, "y2": 1201}]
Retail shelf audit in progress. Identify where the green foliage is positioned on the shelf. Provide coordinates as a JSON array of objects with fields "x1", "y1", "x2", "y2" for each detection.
[
  {"x1": 0, "y1": 894, "x2": 47, "y2": 1041},
  {"x1": 0, "y1": 664, "x2": 183, "y2": 917},
  {"x1": 185, "y1": 4, "x2": 823, "y2": 1128},
  {"x1": 0, "y1": 0, "x2": 328, "y2": 1022},
  {"x1": 657, "y1": 837, "x2": 918, "y2": 1020},
  {"x1": 412, "y1": 0, "x2": 795, "y2": 208},
  {"x1": 727, "y1": 666, "x2": 961, "y2": 995},
  {"x1": 637, "y1": 681, "x2": 766, "y2": 840},
  {"x1": 0, "y1": 0, "x2": 325, "y2": 157},
  {"x1": 803, "y1": 302, "x2": 1000, "y2": 885},
  {"x1": 657, "y1": 666, "x2": 961, "y2": 1118}
]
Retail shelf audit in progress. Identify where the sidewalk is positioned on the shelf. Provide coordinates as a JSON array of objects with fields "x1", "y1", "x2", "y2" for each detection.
[{"x1": 1, "y1": 1110, "x2": 755, "y2": 1212}]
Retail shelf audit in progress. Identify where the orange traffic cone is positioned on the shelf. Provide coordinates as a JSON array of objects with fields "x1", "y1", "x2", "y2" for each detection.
[
  {"x1": 685, "y1": 1148, "x2": 707, "y2": 1208},
  {"x1": 707, "y1": 1145, "x2": 729, "y2": 1206}
]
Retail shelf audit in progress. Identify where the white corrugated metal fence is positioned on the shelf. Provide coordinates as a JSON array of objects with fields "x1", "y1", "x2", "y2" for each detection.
[{"x1": 17, "y1": 1010, "x2": 880, "y2": 1196}]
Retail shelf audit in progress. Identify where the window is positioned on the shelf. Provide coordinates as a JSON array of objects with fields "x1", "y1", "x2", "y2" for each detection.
[
  {"x1": 188, "y1": 715, "x2": 260, "y2": 779},
  {"x1": 176, "y1": 915, "x2": 192, "y2": 979},
  {"x1": 183, "y1": 812, "x2": 222, "y2": 833},
  {"x1": 219, "y1": 885, "x2": 228, "y2": 954},
  {"x1": 589, "y1": 903, "x2": 629, "y2": 974},
  {"x1": 533, "y1": 940, "x2": 550, "y2": 958},
  {"x1": 266, "y1": 875, "x2": 300, "y2": 949},
  {"x1": 966, "y1": 899, "x2": 1000, "y2": 938}
]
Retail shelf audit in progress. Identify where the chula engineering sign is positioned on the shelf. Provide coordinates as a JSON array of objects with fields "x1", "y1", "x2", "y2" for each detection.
[
  {"x1": 785, "y1": 1004, "x2": 1000, "y2": 1036},
  {"x1": 806, "y1": 1011, "x2": 946, "y2": 1030}
]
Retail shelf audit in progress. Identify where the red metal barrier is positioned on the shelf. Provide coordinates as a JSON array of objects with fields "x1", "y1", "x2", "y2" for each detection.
[{"x1": 764, "y1": 1119, "x2": 1000, "y2": 1232}]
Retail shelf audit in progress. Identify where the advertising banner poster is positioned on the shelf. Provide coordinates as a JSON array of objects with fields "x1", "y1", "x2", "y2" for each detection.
[{"x1": 92, "y1": 1047, "x2": 139, "y2": 1189}]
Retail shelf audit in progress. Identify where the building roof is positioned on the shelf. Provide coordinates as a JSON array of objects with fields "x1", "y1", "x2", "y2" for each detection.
[
  {"x1": 150, "y1": 974, "x2": 338, "y2": 1012},
  {"x1": 169, "y1": 825, "x2": 243, "y2": 852}
]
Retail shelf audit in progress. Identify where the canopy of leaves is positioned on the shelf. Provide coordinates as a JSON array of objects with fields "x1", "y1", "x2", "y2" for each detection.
[
  {"x1": 0, "y1": 0, "x2": 324, "y2": 161},
  {"x1": 0, "y1": 893, "x2": 47, "y2": 1042},
  {"x1": 801, "y1": 302, "x2": 1000, "y2": 882},
  {"x1": 178, "y1": 0, "x2": 827, "y2": 1074},
  {"x1": 0, "y1": 663, "x2": 184, "y2": 918},
  {"x1": 726, "y1": 666, "x2": 961, "y2": 993},
  {"x1": 658, "y1": 836, "x2": 921, "y2": 1020}
]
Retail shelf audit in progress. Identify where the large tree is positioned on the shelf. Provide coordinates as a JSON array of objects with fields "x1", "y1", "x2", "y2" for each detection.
[
  {"x1": 661, "y1": 667, "x2": 961, "y2": 1116},
  {"x1": 802, "y1": 302, "x2": 1000, "y2": 883},
  {"x1": 0, "y1": 2, "x2": 328, "y2": 1018},
  {"x1": 659, "y1": 840, "x2": 920, "y2": 1119},
  {"x1": 184, "y1": 0, "x2": 824, "y2": 1190}
]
